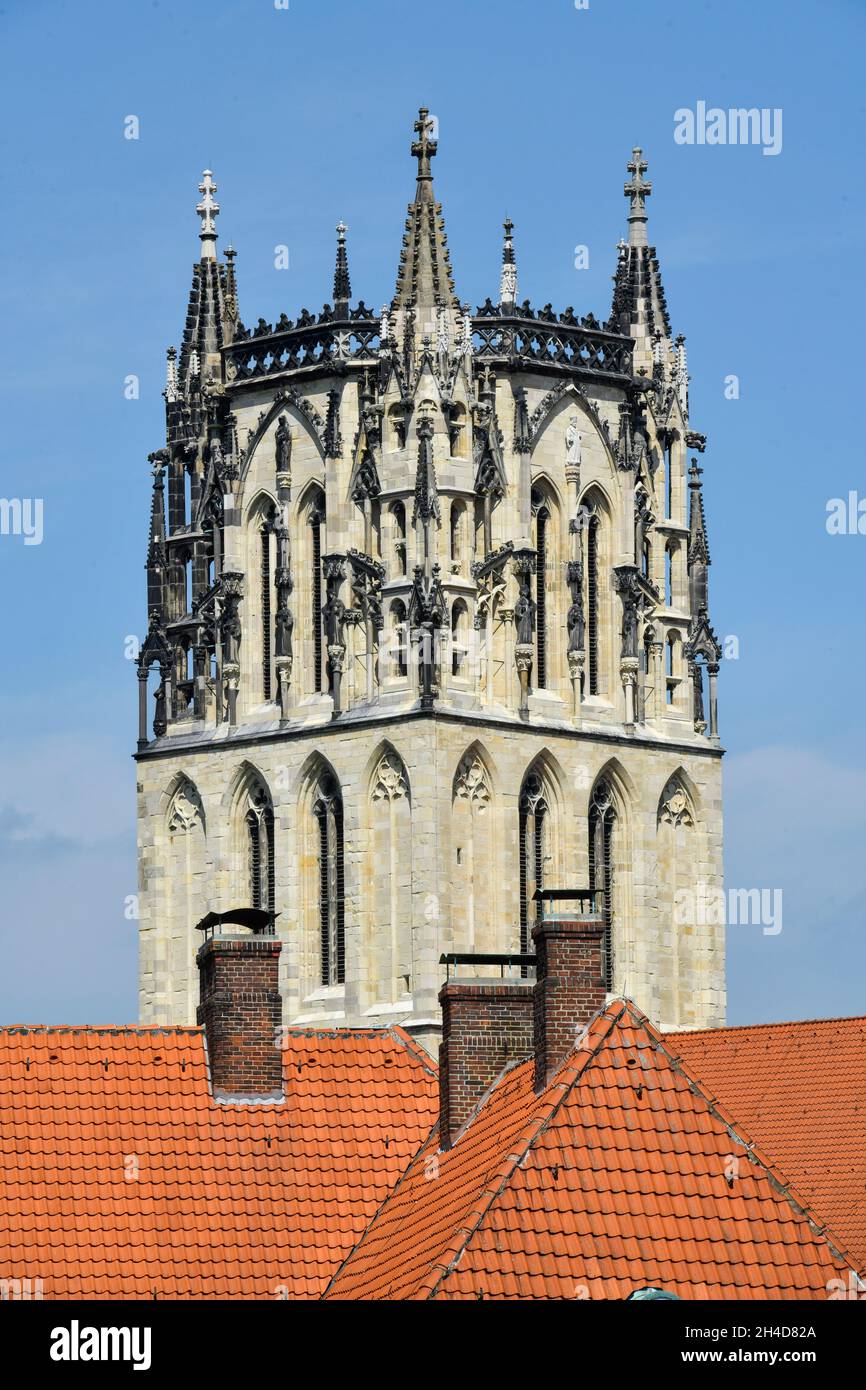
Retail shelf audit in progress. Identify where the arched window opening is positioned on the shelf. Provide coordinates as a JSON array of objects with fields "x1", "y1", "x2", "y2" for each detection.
[
  {"x1": 390, "y1": 500, "x2": 407, "y2": 576},
  {"x1": 182, "y1": 548, "x2": 193, "y2": 616},
  {"x1": 665, "y1": 438, "x2": 674, "y2": 518},
  {"x1": 260, "y1": 520, "x2": 273, "y2": 700},
  {"x1": 449, "y1": 403, "x2": 468, "y2": 459},
  {"x1": 666, "y1": 631, "x2": 682, "y2": 705},
  {"x1": 451, "y1": 601, "x2": 468, "y2": 677},
  {"x1": 533, "y1": 498, "x2": 550, "y2": 690},
  {"x1": 387, "y1": 403, "x2": 405, "y2": 452},
  {"x1": 665, "y1": 542, "x2": 674, "y2": 606},
  {"x1": 246, "y1": 781, "x2": 275, "y2": 914},
  {"x1": 307, "y1": 492, "x2": 325, "y2": 694},
  {"x1": 314, "y1": 773, "x2": 344, "y2": 986},
  {"x1": 519, "y1": 773, "x2": 548, "y2": 958},
  {"x1": 389, "y1": 600, "x2": 408, "y2": 679},
  {"x1": 586, "y1": 513, "x2": 600, "y2": 695},
  {"x1": 183, "y1": 466, "x2": 192, "y2": 529},
  {"x1": 450, "y1": 500, "x2": 467, "y2": 573},
  {"x1": 641, "y1": 537, "x2": 651, "y2": 579},
  {"x1": 588, "y1": 779, "x2": 617, "y2": 991}
]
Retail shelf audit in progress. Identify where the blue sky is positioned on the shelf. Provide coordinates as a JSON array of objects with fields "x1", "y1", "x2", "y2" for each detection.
[{"x1": 1, "y1": 0, "x2": 864, "y2": 1023}]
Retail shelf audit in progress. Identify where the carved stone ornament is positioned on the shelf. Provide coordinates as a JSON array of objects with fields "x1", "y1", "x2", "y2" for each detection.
[
  {"x1": 372, "y1": 751, "x2": 408, "y2": 802},
  {"x1": 454, "y1": 753, "x2": 491, "y2": 809},
  {"x1": 659, "y1": 779, "x2": 693, "y2": 828}
]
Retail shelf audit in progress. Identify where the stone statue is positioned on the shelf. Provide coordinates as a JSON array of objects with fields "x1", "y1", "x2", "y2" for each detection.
[
  {"x1": 568, "y1": 600, "x2": 585, "y2": 653},
  {"x1": 621, "y1": 597, "x2": 638, "y2": 658},
  {"x1": 565, "y1": 415, "x2": 582, "y2": 468},
  {"x1": 514, "y1": 589, "x2": 536, "y2": 646},
  {"x1": 275, "y1": 415, "x2": 291, "y2": 475},
  {"x1": 275, "y1": 604, "x2": 293, "y2": 659}
]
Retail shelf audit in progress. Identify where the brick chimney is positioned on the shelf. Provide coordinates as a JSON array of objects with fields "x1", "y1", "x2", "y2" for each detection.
[
  {"x1": 196, "y1": 926, "x2": 283, "y2": 1100},
  {"x1": 438, "y1": 977, "x2": 534, "y2": 1148},
  {"x1": 532, "y1": 909, "x2": 605, "y2": 1092}
]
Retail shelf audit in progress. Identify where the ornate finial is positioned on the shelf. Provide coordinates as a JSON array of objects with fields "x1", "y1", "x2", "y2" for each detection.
[
  {"x1": 379, "y1": 302, "x2": 391, "y2": 351},
  {"x1": 196, "y1": 170, "x2": 220, "y2": 259},
  {"x1": 165, "y1": 346, "x2": 178, "y2": 402},
  {"x1": 624, "y1": 148, "x2": 651, "y2": 246},
  {"x1": 689, "y1": 457, "x2": 703, "y2": 486},
  {"x1": 411, "y1": 107, "x2": 437, "y2": 180},
  {"x1": 461, "y1": 300, "x2": 472, "y2": 353},
  {"x1": 333, "y1": 220, "x2": 351, "y2": 313},
  {"x1": 675, "y1": 334, "x2": 689, "y2": 411},
  {"x1": 499, "y1": 217, "x2": 518, "y2": 307}
]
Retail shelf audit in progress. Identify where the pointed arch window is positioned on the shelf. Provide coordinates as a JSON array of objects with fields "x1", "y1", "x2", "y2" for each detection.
[
  {"x1": 451, "y1": 600, "x2": 469, "y2": 677},
  {"x1": 389, "y1": 500, "x2": 407, "y2": 576},
  {"x1": 532, "y1": 497, "x2": 550, "y2": 690},
  {"x1": 519, "y1": 772, "x2": 548, "y2": 958},
  {"x1": 588, "y1": 779, "x2": 616, "y2": 990},
  {"x1": 450, "y1": 500, "x2": 467, "y2": 572},
  {"x1": 307, "y1": 492, "x2": 326, "y2": 693},
  {"x1": 246, "y1": 782, "x2": 275, "y2": 913},
  {"x1": 665, "y1": 437, "x2": 674, "y2": 518},
  {"x1": 586, "y1": 511, "x2": 600, "y2": 695},
  {"x1": 314, "y1": 773, "x2": 345, "y2": 986},
  {"x1": 260, "y1": 518, "x2": 273, "y2": 699}
]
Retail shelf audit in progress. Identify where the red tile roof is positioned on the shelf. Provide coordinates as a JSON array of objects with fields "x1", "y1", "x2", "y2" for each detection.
[
  {"x1": 671, "y1": 1015, "x2": 866, "y2": 1270},
  {"x1": 0, "y1": 1024, "x2": 437, "y2": 1300},
  {"x1": 326, "y1": 1001, "x2": 858, "y2": 1300}
]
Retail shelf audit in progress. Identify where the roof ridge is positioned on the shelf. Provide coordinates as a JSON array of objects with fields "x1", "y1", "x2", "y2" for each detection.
[
  {"x1": 669, "y1": 1013, "x2": 866, "y2": 1039},
  {"x1": 422, "y1": 1001, "x2": 630, "y2": 1300},
  {"x1": 0, "y1": 1024, "x2": 204, "y2": 1035},
  {"x1": 388, "y1": 1026, "x2": 439, "y2": 1080}
]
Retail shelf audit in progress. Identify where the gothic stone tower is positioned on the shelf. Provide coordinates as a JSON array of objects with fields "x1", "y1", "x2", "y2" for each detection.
[{"x1": 136, "y1": 116, "x2": 724, "y2": 1047}]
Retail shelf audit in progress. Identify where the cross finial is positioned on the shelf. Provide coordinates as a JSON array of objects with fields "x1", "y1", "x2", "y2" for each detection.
[
  {"x1": 500, "y1": 217, "x2": 518, "y2": 306},
  {"x1": 624, "y1": 147, "x2": 651, "y2": 245},
  {"x1": 196, "y1": 170, "x2": 220, "y2": 258},
  {"x1": 411, "y1": 107, "x2": 437, "y2": 179},
  {"x1": 333, "y1": 220, "x2": 351, "y2": 311}
]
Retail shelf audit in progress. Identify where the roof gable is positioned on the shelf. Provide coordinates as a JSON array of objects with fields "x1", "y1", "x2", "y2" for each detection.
[{"x1": 327, "y1": 1002, "x2": 856, "y2": 1300}]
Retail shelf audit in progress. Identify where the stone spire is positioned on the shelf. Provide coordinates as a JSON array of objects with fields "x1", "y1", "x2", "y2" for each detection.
[
  {"x1": 196, "y1": 170, "x2": 220, "y2": 261},
  {"x1": 333, "y1": 221, "x2": 351, "y2": 316},
  {"x1": 607, "y1": 148, "x2": 671, "y2": 376},
  {"x1": 624, "y1": 147, "x2": 651, "y2": 248},
  {"x1": 179, "y1": 170, "x2": 234, "y2": 393},
  {"x1": 393, "y1": 108, "x2": 458, "y2": 312},
  {"x1": 499, "y1": 218, "x2": 518, "y2": 308}
]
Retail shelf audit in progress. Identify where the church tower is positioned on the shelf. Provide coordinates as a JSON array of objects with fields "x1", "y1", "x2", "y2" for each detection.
[{"x1": 135, "y1": 117, "x2": 724, "y2": 1045}]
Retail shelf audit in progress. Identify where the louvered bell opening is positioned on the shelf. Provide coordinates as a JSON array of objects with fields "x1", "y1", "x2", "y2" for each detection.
[
  {"x1": 519, "y1": 801, "x2": 546, "y2": 977},
  {"x1": 316, "y1": 803, "x2": 330, "y2": 985},
  {"x1": 587, "y1": 517, "x2": 599, "y2": 695},
  {"x1": 247, "y1": 809, "x2": 262, "y2": 911},
  {"x1": 261, "y1": 525, "x2": 272, "y2": 701},
  {"x1": 311, "y1": 518, "x2": 323, "y2": 694},
  {"x1": 535, "y1": 508, "x2": 548, "y2": 690},
  {"x1": 589, "y1": 805, "x2": 615, "y2": 991}
]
